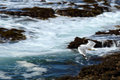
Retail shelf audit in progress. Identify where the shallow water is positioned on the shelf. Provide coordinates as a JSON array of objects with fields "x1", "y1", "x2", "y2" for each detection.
[{"x1": 0, "y1": 0, "x2": 119, "y2": 80}]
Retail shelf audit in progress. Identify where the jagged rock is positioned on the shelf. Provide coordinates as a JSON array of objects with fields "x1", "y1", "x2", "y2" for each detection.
[
  {"x1": 56, "y1": 6, "x2": 109, "y2": 17},
  {"x1": 57, "y1": 52, "x2": 120, "y2": 80},
  {"x1": 78, "y1": 52, "x2": 120, "y2": 80},
  {"x1": 56, "y1": 0, "x2": 110, "y2": 17},
  {"x1": 67, "y1": 37, "x2": 113, "y2": 49},
  {"x1": 0, "y1": 28, "x2": 26, "y2": 43},
  {"x1": 0, "y1": 7, "x2": 56, "y2": 19},
  {"x1": 67, "y1": 37, "x2": 88, "y2": 49},
  {"x1": 95, "y1": 29, "x2": 120, "y2": 35}
]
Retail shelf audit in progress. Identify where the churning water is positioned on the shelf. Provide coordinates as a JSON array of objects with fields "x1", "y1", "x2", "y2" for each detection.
[{"x1": 0, "y1": 0, "x2": 119, "y2": 79}]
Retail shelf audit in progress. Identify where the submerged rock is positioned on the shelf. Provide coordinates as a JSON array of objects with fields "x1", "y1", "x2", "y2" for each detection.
[
  {"x1": 0, "y1": 28, "x2": 26, "y2": 43},
  {"x1": 0, "y1": 7, "x2": 56, "y2": 19}
]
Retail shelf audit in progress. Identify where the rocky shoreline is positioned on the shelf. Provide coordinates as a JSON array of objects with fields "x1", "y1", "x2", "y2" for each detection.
[
  {"x1": 57, "y1": 52, "x2": 120, "y2": 80},
  {"x1": 57, "y1": 27, "x2": 120, "y2": 80},
  {"x1": 0, "y1": 0, "x2": 119, "y2": 80},
  {"x1": 68, "y1": 28, "x2": 120, "y2": 49},
  {"x1": 0, "y1": 0, "x2": 119, "y2": 19},
  {"x1": 0, "y1": 28, "x2": 26, "y2": 43}
]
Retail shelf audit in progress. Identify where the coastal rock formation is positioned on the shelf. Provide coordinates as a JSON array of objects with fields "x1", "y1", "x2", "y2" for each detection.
[
  {"x1": 0, "y1": 28, "x2": 26, "y2": 43},
  {"x1": 67, "y1": 37, "x2": 113, "y2": 49},
  {"x1": 56, "y1": 6, "x2": 109, "y2": 17},
  {"x1": 68, "y1": 28, "x2": 120, "y2": 49},
  {"x1": 56, "y1": 0, "x2": 110, "y2": 17},
  {"x1": 57, "y1": 52, "x2": 120, "y2": 80},
  {"x1": 95, "y1": 29, "x2": 120, "y2": 35},
  {"x1": 78, "y1": 52, "x2": 120, "y2": 80},
  {"x1": 0, "y1": 7, "x2": 55, "y2": 19}
]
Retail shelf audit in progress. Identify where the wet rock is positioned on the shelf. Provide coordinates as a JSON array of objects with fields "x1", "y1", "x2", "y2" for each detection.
[
  {"x1": 57, "y1": 52, "x2": 120, "y2": 80},
  {"x1": 67, "y1": 37, "x2": 113, "y2": 49},
  {"x1": 67, "y1": 37, "x2": 88, "y2": 49},
  {"x1": 83, "y1": 0, "x2": 97, "y2": 3},
  {"x1": 56, "y1": 76, "x2": 77, "y2": 80},
  {"x1": 89, "y1": 55, "x2": 104, "y2": 61},
  {"x1": 84, "y1": 0, "x2": 110, "y2": 5},
  {"x1": 56, "y1": 0, "x2": 110, "y2": 17},
  {"x1": 115, "y1": 25, "x2": 120, "y2": 28},
  {"x1": 56, "y1": 6, "x2": 109, "y2": 17},
  {"x1": 0, "y1": 28, "x2": 26, "y2": 43},
  {"x1": 0, "y1": 6, "x2": 7, "y2": 9},
  {"x1": 95, "y1": 29, "x2": 120, "y2": 35},
  {"x1": 77, "y1": 52, "x2": 120, "y2": 80},
  {"x1": 0, "y1": 7, "x2": 56, "y2": 19},
  {"x1": 115, "y1": 5, "x2": 120, "y2": 9}
]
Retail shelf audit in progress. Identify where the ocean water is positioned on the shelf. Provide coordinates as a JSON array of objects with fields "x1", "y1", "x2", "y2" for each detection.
[{"x1": 0, "y1": 0, "x2": 119, "y2": 80}]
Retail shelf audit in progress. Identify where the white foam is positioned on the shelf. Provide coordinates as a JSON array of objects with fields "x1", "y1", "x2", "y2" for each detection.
[
  {"x1": 0, "y1": 71, "x2": 11, "y2": 79},
  {"x1": 17, "y1": 61, "x2": 47, "y2": 78},
  {"x1": 0, "y1": 11, "x2": 119, "y2": 57}
]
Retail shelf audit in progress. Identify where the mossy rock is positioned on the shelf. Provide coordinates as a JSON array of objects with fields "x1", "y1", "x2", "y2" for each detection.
[{"x1": 0, "y1": 28, "x2": 26, "y2": 43}]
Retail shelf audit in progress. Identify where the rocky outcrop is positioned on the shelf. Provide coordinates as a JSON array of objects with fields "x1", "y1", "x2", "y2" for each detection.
[
  {"x1": 95, "y1": 29, "x2": 120, "y2": 35},
  {"x1": 68, "y1": 28, "x2": 120, "y2": 49},
  {"x1": 0, "y1": 28, "x2": 26, "y2": 43},
  {"x1": 0, "y1": 7, "x2": 56, "y2": 19},
  {"x1": 67, "y1": 37, "x2": 113, "y2": 49},
  {"x1": 78, "y1": 52, "x2": 120, "y2": 80},
  {"x1": 56, "y1": 0, "x2": 110, "y2": 17},
  {"x1": 57, "y1": 52, "x2": 120, "y2": 80},
  {"x1": 56, "y1": 6, "x2": 109, "y2": 17}
]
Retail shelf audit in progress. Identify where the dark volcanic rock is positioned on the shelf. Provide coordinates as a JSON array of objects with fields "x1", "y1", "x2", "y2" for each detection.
[
  {"x1": 0, "y1": 28, "x2": 26, "y2": 43},
  {"x1": 0, "y1": 7, "x2": 56, "y2": 19},
  {"x1": 67, "y1": 37, "x2": 113, "y2": 49},
  {"x1": 95, "y1": 29, "x2": 120, "y2": 35}
]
